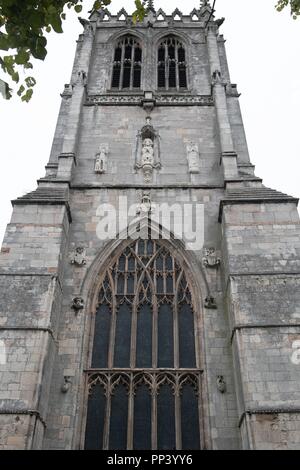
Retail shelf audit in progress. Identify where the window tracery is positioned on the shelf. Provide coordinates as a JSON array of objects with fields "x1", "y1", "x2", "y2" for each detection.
[
  {"x1": 84, "y1": 239, "x2": 203, "y2": 450},
  {"x1": 157, "y1": 36, "x2": 187, "y2": 90},
  {"x1": 111, "y1": 36, "x2": 142, "y2": 90}
]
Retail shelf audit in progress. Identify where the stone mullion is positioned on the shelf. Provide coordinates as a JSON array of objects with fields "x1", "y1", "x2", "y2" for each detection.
[
  {"x1": 175, "y1": 42, "x2": 179, "y2": 91},
  {"x1": 103, "y1": 376, "x2": 112, "y2": 450},
  {"x1": 174, "y1": 292, "x2": 180, "y2": 369},
  {"x1": 119, "y1": 43, "x2": 125, "y2": 90},
  {"x1": 126, "y1": 374, "x2": 134, "y2": 450},
  {"x1": 130, "y1": 301, "x2": 138, "y2": 368},
  {"x1": 151, "y1": 376, "x2": 158, "y2": 450},
  {"x1": 152, "y1": 293, "x2": 158, "y2": 368},
  {"x1": 175, "y1": 376, "x2": 182, "y2": 450},
  {"x1": 165, "y1": 43, "x2": 169, "y2": 90},
  {"x1": 107, "y1": 286, "x2": 117, "y2": 369},
  {"x1": 130, "y1": 45, "x2": 135, "y2": 90}
]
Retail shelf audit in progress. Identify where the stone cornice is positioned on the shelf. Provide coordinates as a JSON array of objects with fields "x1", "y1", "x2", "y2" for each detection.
[{"x1": 85, "y1": 93, "x2": 214, "y2": 107}]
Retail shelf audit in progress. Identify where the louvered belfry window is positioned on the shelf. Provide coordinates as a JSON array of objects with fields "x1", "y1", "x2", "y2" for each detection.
[
  {"x1": 157, "y1": 36, "x2": 187, "y2": 90},
  {"x1": 84, "y1": 239, "x2": 203, "y2": 450},
  {"x1": 111, "y1": 36, "x2": 142, "y2": 90}
]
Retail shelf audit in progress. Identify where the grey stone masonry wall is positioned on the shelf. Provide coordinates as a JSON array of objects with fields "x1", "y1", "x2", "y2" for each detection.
[
  {"x1": 221, "y1": 199, "x2": 300, "y2": 449},
  {"x1": 0, "y1": 201, "x2": 70, "y2": 449}
]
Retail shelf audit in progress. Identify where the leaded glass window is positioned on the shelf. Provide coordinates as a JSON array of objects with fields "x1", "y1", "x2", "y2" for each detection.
[
  {"x1": 84, "y1": 239, "x2": 203, "y2": 450},
  {"x1": 157, "y1": 36, "x2": 187, "y2": 90},
  {"x1": 111, "y1": 36, "x2": 142, "y2": 90}
]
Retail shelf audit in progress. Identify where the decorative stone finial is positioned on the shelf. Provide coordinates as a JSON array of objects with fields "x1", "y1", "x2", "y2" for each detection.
[{"x1": 147, "y1": 0, "x2": 156, "y2": 13}]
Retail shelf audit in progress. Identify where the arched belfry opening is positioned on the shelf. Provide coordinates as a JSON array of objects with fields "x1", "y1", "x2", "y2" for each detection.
[{"x1": 82, "y1": 238, "x2": 206, "y2": 450}]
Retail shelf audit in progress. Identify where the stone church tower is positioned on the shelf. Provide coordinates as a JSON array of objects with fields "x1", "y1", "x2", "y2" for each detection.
[{"x1": 1, "y1": 1, "x2": 300, "y2": 450}]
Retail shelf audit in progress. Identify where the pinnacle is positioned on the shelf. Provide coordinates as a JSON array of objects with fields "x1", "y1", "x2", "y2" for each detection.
[{"x1": 147, "y1": 0, "x2": 156, "y2": 13}]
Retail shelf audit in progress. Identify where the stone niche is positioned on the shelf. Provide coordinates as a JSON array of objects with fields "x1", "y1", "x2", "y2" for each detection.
[{"x1": 134, "y1": 116, "x2": 161, "y2": 182}]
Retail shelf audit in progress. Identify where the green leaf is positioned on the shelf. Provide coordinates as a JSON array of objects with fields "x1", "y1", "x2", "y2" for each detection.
[
  {"x1": 25, "y1": 76, "x2": 36, "y2": 88},
  {"x1": 21, "y1": 88, "x2": 34, "y2": 102},
  {"x1": 74, "y1": 5, "x2": 83, "y2": 13},
  {"x1": 17, "y1": 84, "x2": 25, "y2": 96},
  {"x1": 15, "y1": 49, "x2": 30, "y2": 65}
]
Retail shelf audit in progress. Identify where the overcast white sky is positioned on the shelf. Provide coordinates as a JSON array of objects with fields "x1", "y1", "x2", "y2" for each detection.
[{"x1": 0, "y1": 0, "x2": 300, "y2": 244}]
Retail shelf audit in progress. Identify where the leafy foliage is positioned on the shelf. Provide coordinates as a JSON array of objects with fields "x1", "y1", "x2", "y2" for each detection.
[
  {"x1": 0, "y1": 0, "x2": 146, "y2": 101},
  {"x1": 276, "y1": 0, "x2": 300, "y2": 18}
]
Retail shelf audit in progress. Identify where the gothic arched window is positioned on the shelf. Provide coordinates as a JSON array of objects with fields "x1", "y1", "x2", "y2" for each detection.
[
  {"x1": 84, "y1": 239, "x2": 203, "y2": 450},
  {"x1": 157, "y1": 36, "x2": 187, "y2": 90},
  {"x1": 111, "y1": 36, "x2": 142, "y2": 90}
]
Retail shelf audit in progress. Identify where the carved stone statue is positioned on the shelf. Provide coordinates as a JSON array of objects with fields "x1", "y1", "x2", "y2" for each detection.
[
  {"x1": 95, "y1": 144, "x2": 108, "y2": 174},
  {"x1": 70, "y1": 246, "x2": 86, "y2": 266},
  {"x1": 136, "y1": 190, "x2": 155, "y2": 216},
  {"x1": 140, "y1": 138, "x2": 155, "y2": 182},
  {"x1": 186, "y1": 142, "x2": 200, "y2": 173},
  {"x1": 202, "y1": 248, "x2": 221, "y2": 268}
]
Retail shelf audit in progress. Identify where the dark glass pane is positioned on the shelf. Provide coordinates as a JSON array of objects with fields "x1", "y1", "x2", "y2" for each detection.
[
  {"x1": 158, "y1": 66, "x2": 165, "y2": 88},
  {"x1": 147, "y1": 239, "x2": 153, "y2": 255},
  {"x1": 156, "y1": 255, "x2": 163, "y2": 271},
  {"x1": 114, "y1": 46, "x2": 122, "y2": 62},
  {"x1": 179, "y1": 67, "x2": 187, "y2": 88},
  {"x1": 122, "y1": 66, "x2": 131, "y2": 88},
  {"x1": 135, "y1": 47, "x2": 142, "y2": 62},
  {"x1": 133, "y1": 67, "x2": 141, "y2": 88},
  {"x1": 114, "y1": 304, "x2": 131, "y2": 367},
  {"x1": 84, "y1": 383, "x2": 105, "y2": 449},
  {"x1": 136, "y1": 304, "x2": 152, "y2": 368},
  {"x1": 91, "y1": 304, "x2": 111, "y2": 368},
  {"x1": 118, "y1": 255, "x2": 126, "y2": 271},
  {"x1": 166, "y1": 255, "x2": 173, "y2": 270},
  {"x1": 138, "y1": 239, "x2": 145, "y2": 255},
  {"x1": 157, "y1": 275, "x2": 164, "y2": 294},
  {"x1": 158, "y1": 304, "x2": 174, "y2": 367},
  {"x1": 166, "y1": 274, "x2": 173, "y2": 293},
  {"x1": 125, "y1": 44, "x2": 132, "y2": 59},
  {"x1": 111, "y1": 66, "x2": 120, "y2": 88},
  {"x1": 158, "y1": 47, "x2": 165, "y2": 62},
  {"x1": 109, "y1": 384, "x2": 128, "y2": 449},
  {"x1": 169, "y1": 62, "x2": 176, "y2": 88},
  {"x1": 128, "y1": 256, "x2": 135, "y2": 271},
  {"x1": 157, "y1": 384, "x2": 176, "y2": 450},
  {"x1": 127, "y1": 273, "x2": 134, "y2": 294},
  {"x1": 178, "y1": 47, "x2": 185, "y2": 62},
  {"x1": 179, "y1": 303, "x2": 196, "y2": 368},
  {"x1": 181, "y1": 383, "x2": 200, "y2": 449},
  {"x1": 168, "y1": 45, "x2": 175, "y2": 59},
  {"x1": 133, "y1": 384, "x2": 151, "y2": 449},
  {"x1": 117, "y1": 274, "x2": 124, "y2": 294}
]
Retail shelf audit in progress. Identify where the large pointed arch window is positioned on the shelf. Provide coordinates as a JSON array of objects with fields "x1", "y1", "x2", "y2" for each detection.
[
  {"x1": 84, "y1": 239, "x2": 203, "y2": 450},
  {"x1": 111, "y1": 36, "x2": 142, "y2": 90},
  {"x1": 157, "y1": 36, "x2": 187, "y2": 90}
]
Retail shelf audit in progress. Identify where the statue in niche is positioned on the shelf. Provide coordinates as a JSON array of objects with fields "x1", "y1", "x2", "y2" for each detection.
[
  {"x1": 135, "y1": 116, "x2": 161, "y2": 182},
  {"x1": 186, "y1": 141, "x2": 200, "y2": 173},
  {"x1": 95, "y1": 144, "x2": 108, "y2": 174}
]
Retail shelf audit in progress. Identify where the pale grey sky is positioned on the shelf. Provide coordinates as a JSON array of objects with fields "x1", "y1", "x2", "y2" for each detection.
[{"x1": 1, "y1": 0, "x2": 300, "y2": 243}]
